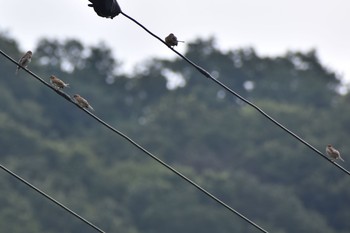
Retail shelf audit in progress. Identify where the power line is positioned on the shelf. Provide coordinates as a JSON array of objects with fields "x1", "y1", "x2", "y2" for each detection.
[
  {"x1": 120, "y1": 11, "x2": 350, "y2": 177},
  {"x1": 0, "y1": 163, "x2": 106, "y2": 233},
  {"x1": 0, "y1": 49, "x2": 269, "y2": 233}
]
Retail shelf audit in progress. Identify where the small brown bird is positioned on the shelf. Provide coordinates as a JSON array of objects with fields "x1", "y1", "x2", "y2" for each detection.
[
  {"x1": 16, "y1": 51, "x2": 33, "y2": 74},
  {"x1": 73, "y1": 94, "x2": 94, "y2": 111},
  {"x1": 50, "y1": 75, "x2": 69, "y2": 90},
  {"x1": 165, "y1": 33, "x2": 184, "y2": 47},
  {"x1": 326, "y1": 144, "x2": 345, "y2": 162}
]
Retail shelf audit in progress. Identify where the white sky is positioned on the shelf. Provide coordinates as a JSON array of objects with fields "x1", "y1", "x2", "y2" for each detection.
[{"x1": 1, "y1": 0, "x2": 349, "y2": 82}]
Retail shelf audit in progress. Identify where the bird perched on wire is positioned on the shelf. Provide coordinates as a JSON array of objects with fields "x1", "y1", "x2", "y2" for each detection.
[
  {"x1": 326, "y1": 144, "x2": 345, "y2": 162},
  {"x1": 88, "y1": 0, "x2": 121, "y2": 19},
  {"x1": 50, "y1": 75, "x2": 69, "y2": 90},
  {"x1": 165, "y1": 33, "x2": 184, "y2": 48},
  {"x1": 16, "y1": 51, "x2": 32, "y2": 74},
  {"x1": 73, "y1": 94, "x2": 94, "y2": 111}
]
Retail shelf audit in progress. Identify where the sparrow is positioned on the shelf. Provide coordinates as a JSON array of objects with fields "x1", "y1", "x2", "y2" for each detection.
[
  {"x1": 49, "y1": 75, "x2": 69, "y2": 90},
  {"x1": 16, "y1": 51, "x2": 32, "y2": 74},
  {"x1": 73, "y1": 94, "x2": 94, "y2": 111},
  {"x1": 165, "y1": 33, "x2": 184, "y2": 47},
  {"x1": 326, "y1": 144, "x2": 345, "y2": 162}
]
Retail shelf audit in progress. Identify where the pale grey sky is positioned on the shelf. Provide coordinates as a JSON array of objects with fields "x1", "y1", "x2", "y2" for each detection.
[{"x1": 1, "y1": 0, "x2": 349, "y2": 83}]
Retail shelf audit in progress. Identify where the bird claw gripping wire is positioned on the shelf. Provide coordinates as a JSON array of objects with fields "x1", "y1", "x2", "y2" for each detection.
[{"x1": 88, "y1": 0, "x2": 121, "y2": 19}]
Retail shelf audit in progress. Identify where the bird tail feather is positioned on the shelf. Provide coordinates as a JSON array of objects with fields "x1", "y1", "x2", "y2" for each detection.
[{"x1": 88, "y1": 105, "x2": 95, "y2": 111}]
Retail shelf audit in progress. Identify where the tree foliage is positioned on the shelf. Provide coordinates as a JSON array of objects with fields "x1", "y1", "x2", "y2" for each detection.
[{"x1": 0, "y1": 33, "x2": 348, "y2": 233}]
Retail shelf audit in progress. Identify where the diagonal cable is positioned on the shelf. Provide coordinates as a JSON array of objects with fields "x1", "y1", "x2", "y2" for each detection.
[
  {"x1": 0, "y1": 163, "x2": 105, "y2": 233},
  {"x1": 0, "y1": 49, "x2": 269, "y2": 233},
  {"x1": 120, "y1": 11, "x2": 350, "y2": 176}
]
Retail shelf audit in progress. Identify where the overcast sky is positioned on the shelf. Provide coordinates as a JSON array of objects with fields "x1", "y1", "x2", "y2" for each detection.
[{"x1": 1, "y1": 0, "x2": 349, "y2": 83}]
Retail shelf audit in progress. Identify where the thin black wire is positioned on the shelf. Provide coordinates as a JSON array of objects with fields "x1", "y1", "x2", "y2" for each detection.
[
  {"x1": 0, "y1": 163, "x2": 105, "y2": 233},
  {"x1": 120, "y1": 12, "x2": 350, "y2": 176},
  {"x1": 0, "y1": 49, "x2": 268, "y2": 233}
]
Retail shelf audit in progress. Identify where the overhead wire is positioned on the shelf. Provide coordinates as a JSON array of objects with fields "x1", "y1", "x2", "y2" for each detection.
[
  {"x1": 1, "y1": 4, "x2": 344, "y2": 232},
  {"x1": 0, "y1": 49, "x2": 269, "y2": 233},
  {"x1": 120, "y1": 11, "x2": 350, "y2": 176},
  {"x1": 0, "y1": 163, "x2": 106, "y2": 233}
]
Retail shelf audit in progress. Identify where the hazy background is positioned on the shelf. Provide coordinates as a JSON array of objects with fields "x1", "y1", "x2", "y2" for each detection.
[
  {"x1": 1, "y1": 1, "x2": 350, "y2": 233},
  {"x1": 1, "y1": 0, "x2": 349, "y2": 80}
]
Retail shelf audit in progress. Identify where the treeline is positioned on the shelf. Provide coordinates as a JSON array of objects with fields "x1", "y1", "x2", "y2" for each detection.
[{"x1": 0, "y1": 32, "x2": 349, "y2": 233}]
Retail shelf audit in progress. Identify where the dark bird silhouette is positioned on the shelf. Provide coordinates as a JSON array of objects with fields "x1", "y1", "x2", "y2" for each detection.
[
  {"x1": 88, "y1": 0, "x2": 121, "y2": 19},
  {"x1": 165, "y1": 33, "x2": 185, "y2": 48}
]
